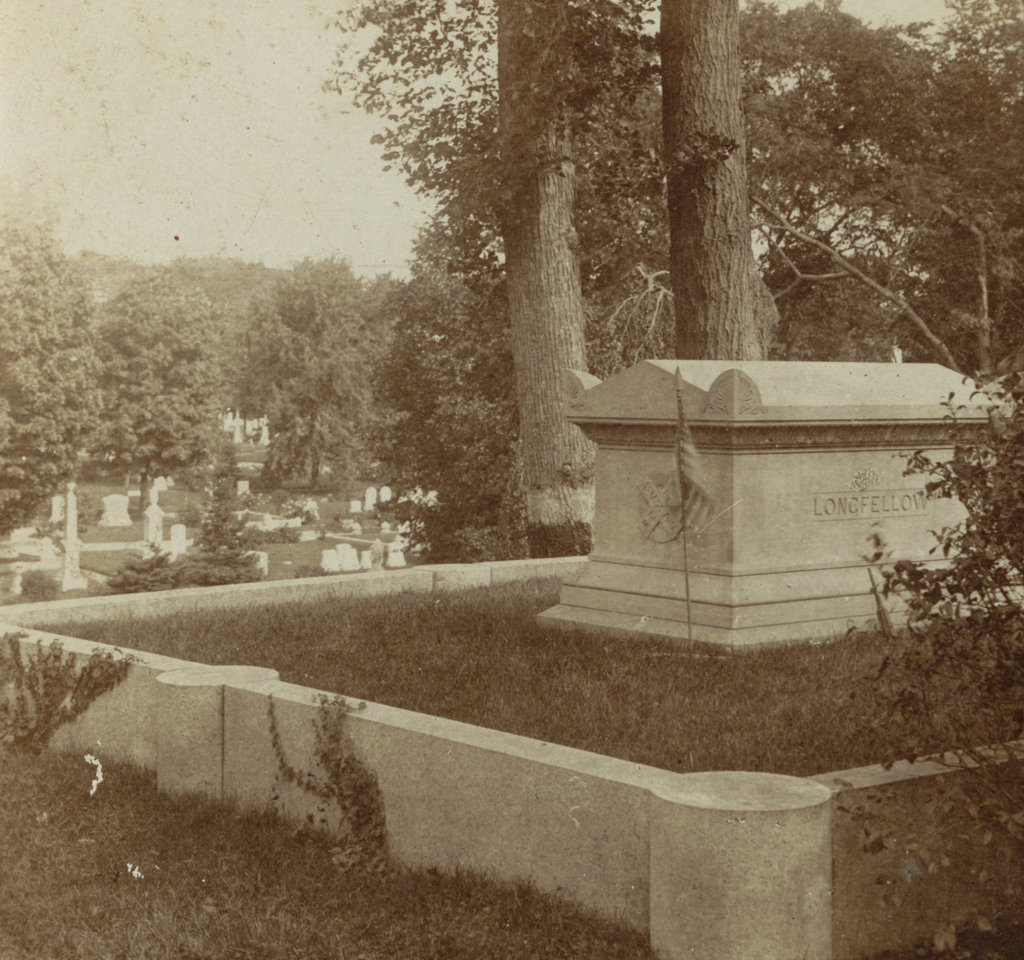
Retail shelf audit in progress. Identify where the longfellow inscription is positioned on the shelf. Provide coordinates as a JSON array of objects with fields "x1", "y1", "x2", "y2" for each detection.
[{"x1": 812, "y1": 489, "x2": 927, "y2": 521}]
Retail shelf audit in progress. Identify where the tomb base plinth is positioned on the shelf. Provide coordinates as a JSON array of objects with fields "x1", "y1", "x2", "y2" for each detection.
[{"x1": 539, "y1": 558, "x2": 904, "y2": 648}]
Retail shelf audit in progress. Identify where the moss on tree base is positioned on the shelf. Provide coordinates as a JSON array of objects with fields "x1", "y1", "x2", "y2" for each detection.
[{"x1": 527, "y1": 520, "x2": 591, "y2": 559}]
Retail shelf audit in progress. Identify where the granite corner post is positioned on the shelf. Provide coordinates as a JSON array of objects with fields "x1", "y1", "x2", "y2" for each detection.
[{"x1": 648, "y1": 770, "x2": 833, "y2": 960}]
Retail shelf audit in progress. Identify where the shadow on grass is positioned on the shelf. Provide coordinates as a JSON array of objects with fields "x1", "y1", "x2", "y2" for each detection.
[{"x1": 0, "y1": 749, "x2": 653, "y2": 960}]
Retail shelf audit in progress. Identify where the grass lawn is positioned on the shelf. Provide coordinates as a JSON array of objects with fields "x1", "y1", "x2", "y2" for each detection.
[
  {"x1": 15, "y1": 581, "x2": 1024, "y2": 959},
  {"x1": 4, "y1": 751, "x2": 1021, "y2": 960},
  {"x1": 0, "y1": 748, "x2": 654, "y2": 960},
  {"x1": 41, "y1": 579, "x2": 997, "y2": 779}
]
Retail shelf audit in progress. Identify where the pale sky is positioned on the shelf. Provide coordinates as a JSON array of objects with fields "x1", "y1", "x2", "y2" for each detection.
[{"x1": 1, "y1": 0, "x2": 952, "y2": 277}]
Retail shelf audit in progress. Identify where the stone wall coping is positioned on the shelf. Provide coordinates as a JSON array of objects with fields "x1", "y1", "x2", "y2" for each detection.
[
  {"x1": 0, "y1": 624, "x2": 194, "y2": 673},
  {"x1": 242, "y1": 676, "x2": 679, "y2": 792},
  {"x1": 650, "y1": 770, "x2": 833, "y2": 811},
  {"x1": 812, "y1": 741, "x2": 1024, "y2": 794},
  {"x1": 0, "y1": 556, "x2": 589, "y2": 629}
]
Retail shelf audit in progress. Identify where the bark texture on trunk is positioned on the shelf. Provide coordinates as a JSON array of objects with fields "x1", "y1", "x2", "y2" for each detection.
[
  {"x1": 661, "y1": 0, "x2": 777, "y2": 359},
  {"x1": 498, "y1": 0, "x2": 594, "y2": 557}
]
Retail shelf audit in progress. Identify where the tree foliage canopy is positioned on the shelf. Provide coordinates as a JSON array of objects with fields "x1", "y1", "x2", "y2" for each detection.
[
  {"x1": 371, "y1": 263, "x2": 526, "y2": 560},
  {"x1": 94, "y1": 269, "x2": 225, "y2": 490},
  {"x1": 0, "y1": 226, "x2": 101, "y2": 535},
  {"x1": 241, "y1": 259, "x2": 393, "y2": 486},
  {"x1": 747, "y1": 0, "x2": 1024, "y2": 372}
]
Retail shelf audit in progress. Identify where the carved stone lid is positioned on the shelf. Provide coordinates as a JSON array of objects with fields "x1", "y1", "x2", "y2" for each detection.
[{"x1": 565, "y1": 360, "x2": 987, "y2": 424}]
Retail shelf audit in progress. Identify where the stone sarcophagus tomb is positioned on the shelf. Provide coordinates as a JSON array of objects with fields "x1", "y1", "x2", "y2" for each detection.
[{"x1": 538, "y1": 360, "x2": 984, "y2": 647}]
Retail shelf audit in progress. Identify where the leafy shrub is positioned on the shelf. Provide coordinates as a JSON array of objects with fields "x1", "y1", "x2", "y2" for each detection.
[
  {"x1": 268, "y1": 694, "x2": 386, "y2": 871},
  {"x1": 0, "y1": 632, "x2": 132, "y2": 754},
  {"x1": 280, "y1": 497, "x2": 320, "y2": 524},
  {"x1": 880, "y1": 373, "x2": 1024, "y2": 768},
  {"x1": 107, "y1": 547, "x2": 180, "y2": 594},
  {"x1": 19, "y1": 570, "x2": 58, "y2": 602},
  {"x1": 247, "y1": 525, "x2": 301, "y2": 545},
  {"x1": 870, "y1": 372, "x2": 1024, "y2": 921}
]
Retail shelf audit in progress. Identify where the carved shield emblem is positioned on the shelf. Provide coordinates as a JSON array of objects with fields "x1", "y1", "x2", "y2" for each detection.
[{"x1": 638, "y1": 475, "x2": 682, "y2": 543}]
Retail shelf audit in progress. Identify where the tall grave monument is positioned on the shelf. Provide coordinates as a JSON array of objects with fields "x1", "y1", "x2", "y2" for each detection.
[
  {"x1": 61, "y1": 481, "x2": 88, "y2": 592},
  {"x1": 538, "y1": 360, "x2": 985, "y2": 647}
]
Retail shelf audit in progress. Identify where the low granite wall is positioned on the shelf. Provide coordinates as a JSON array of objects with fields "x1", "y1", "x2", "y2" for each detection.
[
  {"x1": 2, "y1": 611, "x2": 1011, "y2": 959},
  {"x1": 0, "y1": 556, "x2": 589, "y2": 630}
]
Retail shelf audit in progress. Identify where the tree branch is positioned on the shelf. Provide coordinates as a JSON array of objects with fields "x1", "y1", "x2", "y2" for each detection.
[
  {"x1": 753, "y1": 195, "x2": 962, "y2": 372},
  {"x1": 761, "y1": 225, "x2": 874, "y2": 301}
]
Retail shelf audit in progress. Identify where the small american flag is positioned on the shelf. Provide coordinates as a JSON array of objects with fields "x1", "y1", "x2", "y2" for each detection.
[{"x1": 674, "y1": 367, "x2": 714, "y2": 534}]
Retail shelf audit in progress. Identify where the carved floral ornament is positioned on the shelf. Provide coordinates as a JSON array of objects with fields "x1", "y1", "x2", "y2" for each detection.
[
  {"x1": 702, "y1": 368, "x2": 765, "y2": 418},
  {"x1": 849, "y1": 468, "x2": 881, "y2": 492},
  {"x1": 563, "y1": 368, "x2": 602, "y2": 411}
]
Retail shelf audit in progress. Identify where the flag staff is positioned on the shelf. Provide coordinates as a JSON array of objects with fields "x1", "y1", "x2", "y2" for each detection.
[{"x1": 674, "y1": 368, "x2": 695, "y2": 648}]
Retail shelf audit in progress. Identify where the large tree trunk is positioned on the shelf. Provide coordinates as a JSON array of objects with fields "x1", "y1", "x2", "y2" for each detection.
[
  {"x1": 498, "y1": 0, "x2": 594, "y2": 558},
  {"x1": 661, "y1": 0, "x2": 778, "y2": 359}
]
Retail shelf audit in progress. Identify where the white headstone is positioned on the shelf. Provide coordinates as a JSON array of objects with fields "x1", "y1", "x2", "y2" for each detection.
[
  {"x1": 380, "y1": 520, "x2": 392, "y2": 534},
  {"x1": 363, "y1": 487, "x2": 378, "y2": 512},
  {"x1": 165, "y1": 476, "x2": 175, "y2": 488},
  {"x1": 379, "y1": 485, "x2": 393, "y2": 504},
  {"x1": 385, "y1": 546, "x2": 406, "y2": 569},
  {"x1": 370, "y1": 538, "x2": 386, "y2": 568},
  {"x1": 154, "y1": 476, "x2": 168, "y2": 493},
  {"x1": 351, "y1": 522, "x2": 363, "y2": 537},
  {"x1": 50, "y1": 494, "x2": 65, "y2": 524},
  {"x1": 338, "y1": 543, "x2": 361, "y2": 572},
  {"x1": 236, "y1": 479, "x2": 251, "y2": 496},
  {"x1": 320, "y1": 548, "x2": 342, "y2": 573},
  {"x1": 303, "y1": 499, "x2": 320, "y2": 523},
  {"x1": 359, "y1": 549, "x2": 373, "y2": 570},
  {"x1": 349, "y1": 499, "x2": 362, "y2": 515},
  {"x1": 233, "y1": 418, "x2": 245, "y2": 444},
  {"x1": 251, "y1": 550, "x2": 269, "y2": 577},
  {"x1": 98, "y1": 493, "x2": 132, "y2": 527},
  {"x1": 169, "y1": 524, "x2": 187, "y2": 558},
  {"x1": 144, "y1": 502, "x2": 165, "y2": 546},
  {"x1": 259, "y1": 422, "x2": 270, "y2": 446}
]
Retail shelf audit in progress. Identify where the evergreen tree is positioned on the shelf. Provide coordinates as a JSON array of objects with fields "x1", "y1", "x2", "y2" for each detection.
[
  {"x1": 183, "y1": 451, "x2": 260, "y2": 586},
  {"x1": 107, "y1": 450, "x2": 260, "y2": 593}
]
